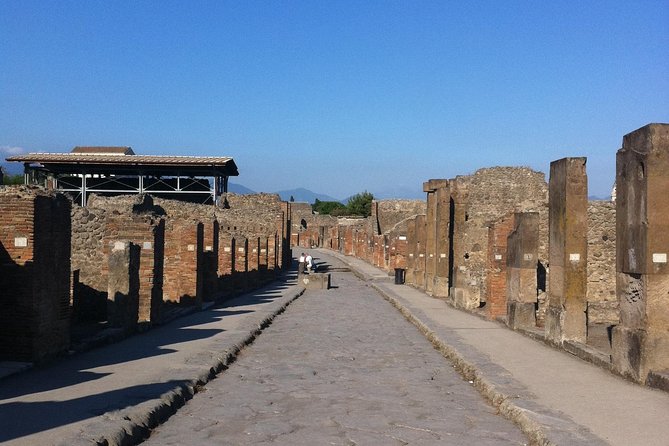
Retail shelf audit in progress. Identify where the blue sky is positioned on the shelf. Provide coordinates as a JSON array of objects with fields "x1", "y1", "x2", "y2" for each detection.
[{"x1": 1, "y1": 1, "x2": 667, "y2": 200}]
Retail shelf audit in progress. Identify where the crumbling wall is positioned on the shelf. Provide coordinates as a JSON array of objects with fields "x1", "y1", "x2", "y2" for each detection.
[
  {"x1": 452, "y1": 167, "x2": 548, "y2": 309},
  {"x1": 373, "y1": 200, "x2": 426, "y2": 235}
]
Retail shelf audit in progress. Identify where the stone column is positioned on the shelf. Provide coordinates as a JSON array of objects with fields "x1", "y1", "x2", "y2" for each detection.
[
  {"x1": 506, "y1": 212, "x2": 539, "y2": 329},
  {"x1": 405, "y1": 217, "x2": 417, "y2": 285},
  {"x1": 423, "y1": 182, "x2": 437, "y2": 294},
  {"x1": 234, "y1": 236, "x2": 249, "y2": 291},
  {"x1": 546, "y1": 157, "x2": 588, "y2": 344},
  {"x1": 414, "y1": 214, "x2": 427, "y2": 289},
  {"x1": 450, "y1": 181, "x2": 471, "y2": 308},
  {"x1": 485, "y1": 213, "x2": 514, "y2": 320},
  {"x1": 434, "y1": 182, "x2": 451, "y2": 297},
  {"x1": 423, "y1": 179, "x2": 449, "y2": 296},
  {"x1": 107, "y1": 241, "x2": 140, "y2": 330},
  {"x1": 613, "y1": 123, "x2": 669, "y2": 383}
]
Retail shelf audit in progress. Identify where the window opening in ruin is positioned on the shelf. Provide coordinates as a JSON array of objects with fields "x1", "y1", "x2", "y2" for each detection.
[
  {"x1": 602, "y1": 234, "x2": 609, "y2": 241},
  {"x1": 465, "y1": 213, "x2": 469, "y2": 221},
  {"x1": 464, "y1": 252, "x2": 470, "y2": 260},
  {"x1": 301, "y1": 219, "x2": 307, "y2": 229}
]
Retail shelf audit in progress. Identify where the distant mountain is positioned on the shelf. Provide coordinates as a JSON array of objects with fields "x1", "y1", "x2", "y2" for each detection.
[
  {"x1": 275, "y1": 187, "x2": 341, "y2": 204},
  {"x1": 228, "y1": 182, "x2": 256, "y2": 194}
]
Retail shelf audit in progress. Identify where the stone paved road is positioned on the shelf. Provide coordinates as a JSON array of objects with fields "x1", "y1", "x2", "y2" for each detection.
[{"x1": 143, "y1": 254, "x2": 527, "y2": 445}]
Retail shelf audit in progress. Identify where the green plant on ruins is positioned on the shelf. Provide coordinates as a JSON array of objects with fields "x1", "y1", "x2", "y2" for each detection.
[
  {"x1": 2, "y1": 173, "x2": 23, "y2": 185},
  {"x1": 312, "y1": 191, "x2": 374, "y2": 217},
  {"x1": 345, "y1": 191, "x2": 374, "y2": 217},
  {"x1": 312, "y1": 198, "x2": 346, "y2": 215}
]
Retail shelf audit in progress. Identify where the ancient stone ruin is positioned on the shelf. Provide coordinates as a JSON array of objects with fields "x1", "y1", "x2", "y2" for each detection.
[
  {"x1": 288, "y1": 123, "x2": 667, "y2": 390},
  {"x1": 1, "y1": 123, "x2": 667, "y2": 392}
]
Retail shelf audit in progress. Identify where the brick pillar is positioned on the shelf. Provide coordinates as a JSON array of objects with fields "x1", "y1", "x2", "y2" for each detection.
[
  {"x1": 343, "y1": 227, "x2": 353, "y2": 256},
  {"x1": 103, "y1": 213, "x2": 164, "y2": 323},
  {"x1": 163, "y1": 219, "x2": 202, "y2": 307},
  {"x1": 506, "y1": 212, "x2": 539, "y2": 329},
  {"x1": 234, "y1": 236, "x2": 249, "y2": 291},
  {"x1": 282, "y1": 201, "x2": 291, "y2": 268},
  {"x1": 392, "y1": 234, "x2": 408, "y2": 270},
  {"x1": 546, "y1": 157, "x2": 588, "y2": 344},
  {"x1": 218, "y1": 234, "x2": 234, "y2": 293},
  {"x1": 259, "y1": 236, "x2": 269, "y2": 275},
  {"x1": 202, "y1": 220, "x2": 220, "y2": 301},
  {"x1": 423, "y1": 181, "x2": 437, "y2": 294},
  {"x1": 485, "y1": 213, "x2": 514, "y2": 320},
  {"x1": 405, "y1": 217, "x2": 417, "y2": 284},
  {"x1": 613, "y1": 123, "x2": 669, "y2": 383},
  {"x1": 434, "y1": 181, "x2": 450, "y2": 297},
  {"x1": 414, "y1": 214, "x2": 427, "y2": 289},
  {"x1": 450, "y1": 183, "x2": 471, "y2": 307},
  {"x1": 267, "y1": 234, "x2": 277, "y2": 272},
  {"x1": 0, "y1": 190, "x2": 71, "y2": 362},
  {"x1": 107, "y1": 241, "x2": 140, "y2": 330}
]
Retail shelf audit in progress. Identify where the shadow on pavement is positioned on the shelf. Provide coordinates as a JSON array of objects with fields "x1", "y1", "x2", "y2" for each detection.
[{"x1": 0, "y1": 380, "x2": 189, "y2": 443}]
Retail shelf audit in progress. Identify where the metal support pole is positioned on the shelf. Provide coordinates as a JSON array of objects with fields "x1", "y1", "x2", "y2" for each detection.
[{"x1": 81, "y1": 172, "x2": 87, "y2": 206}]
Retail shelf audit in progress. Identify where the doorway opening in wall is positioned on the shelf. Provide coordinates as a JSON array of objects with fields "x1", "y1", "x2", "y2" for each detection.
[{"x1": 447, "y1": 197, "x2": 455, "y2": 295}]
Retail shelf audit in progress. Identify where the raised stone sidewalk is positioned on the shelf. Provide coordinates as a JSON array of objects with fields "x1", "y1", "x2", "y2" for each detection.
[
  {"x1": 0, "y1": 273, "x2": 305, "y2": 446},
  {"x1": 323, "y1": 248, "x2": 669, "y2": 446}
]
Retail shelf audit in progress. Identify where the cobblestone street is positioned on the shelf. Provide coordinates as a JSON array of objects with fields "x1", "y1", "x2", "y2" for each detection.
[{"x1": 143, "y1": 253, "x2": 527, "y2": 445}]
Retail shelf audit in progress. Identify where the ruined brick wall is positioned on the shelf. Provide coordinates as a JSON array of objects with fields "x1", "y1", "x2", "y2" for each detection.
[
  {"x1": 74, "y1": 195, "x2": 166, "y2": 322},
  {"x1": 216, "y1": 193, "x2": 287, "y2": 268},
  {"x1": 587, "y1": 200, "x2": 618, "y2": 325},
  {"x1": 288, "y1": 202, "x2": 338, "y2": 249},
  {"x1": 485, "y1": 213, "x2": 514, "y2": 320},
  {"x1": 453, "y1": 167, "x2": 548, "y2": 308},
  {"x1": 0, "y1": 187, "x2": 71, "y2": 362}
]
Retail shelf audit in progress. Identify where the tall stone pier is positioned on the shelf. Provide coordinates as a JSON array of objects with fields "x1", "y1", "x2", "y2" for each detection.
[
  {"x1": 107, "y1": 241, "x2": 140, "y2": 330},
  {"x1": 506, "y1": 212, "x2": 539, "y2": 329},
  {"x1": 545, "y1": 157, "x2": 588, "y2": 344},
  {"x1": 413, "y1": 214, "x2": 427, "y2": 289},
  {"x1": 613, "y1": 123, "x2": 669, "y2": 383},
  {"x1": 485, "y1": 213, "x2": 514, "y2": 320},
  {"x1": 423, "y1": 179, "x2": 450, "y2": 297},
  {"x1": 405, "y1": 217, "x2": 417, "y2": 285}
]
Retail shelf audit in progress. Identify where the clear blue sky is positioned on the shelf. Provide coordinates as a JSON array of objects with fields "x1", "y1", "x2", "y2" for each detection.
[{"x1": 1, "y1": 1, "x2": 667, "y2": 200}]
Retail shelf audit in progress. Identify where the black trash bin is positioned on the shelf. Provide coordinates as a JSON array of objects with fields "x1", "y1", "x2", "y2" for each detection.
[{"x1": 394, "y1": 268, "x2": 405, "y2": 285}]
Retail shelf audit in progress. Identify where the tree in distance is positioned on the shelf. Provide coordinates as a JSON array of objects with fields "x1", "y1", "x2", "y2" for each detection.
[
  {"x1": 312, "y1": 191, "x2": 374, "y2": 217},
  {"x1": 1, "y1": 172, "x2": 23, "y2": 185},
  {"x1": 312, "y1": 198, "x2": 346, "y2": 215},
  {"x1": 346, "y1": 191, "x2": 374, "y2": 217}
]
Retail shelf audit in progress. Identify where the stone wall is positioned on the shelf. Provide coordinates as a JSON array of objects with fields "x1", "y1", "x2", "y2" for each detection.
[
  {"x1": 70, "y1": 193, "x2": 289, "y2": 325},
  {"x1": 451, "y1": 167, "x2": 548, "y2": 310},
  {"x1": 373, "y1": 200, "x2": 426, "y2": 235},
  {"x1": 587, "y1": 200, "x2": 617, "y2": 325}
]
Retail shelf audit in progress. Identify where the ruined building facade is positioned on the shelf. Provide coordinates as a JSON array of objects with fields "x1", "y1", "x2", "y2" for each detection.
[{"x1": 309, "y1": 123, "x2": 667, "y2": 390}]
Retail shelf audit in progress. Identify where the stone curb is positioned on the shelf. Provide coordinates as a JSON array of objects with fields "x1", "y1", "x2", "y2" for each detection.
[
  {"x1": 371, "y1": 283, "x2": 553, "y2": 446},
  {"x1": 62, "y1": 286, "x2": 305, "y2": 446}
]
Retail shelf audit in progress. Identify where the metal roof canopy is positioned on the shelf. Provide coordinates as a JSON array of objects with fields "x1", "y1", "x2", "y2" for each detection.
[
  {"x1": 7, "y1": 153, "x2": 239, "y2": 177},
  {"x1": 6, "y1": 151, "x2": 239, "y2": 206}
]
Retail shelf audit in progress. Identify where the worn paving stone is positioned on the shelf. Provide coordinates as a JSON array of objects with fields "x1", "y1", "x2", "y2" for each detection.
[{"x1": 143, "y1": 257, "x2": 528, "y2": 446}]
